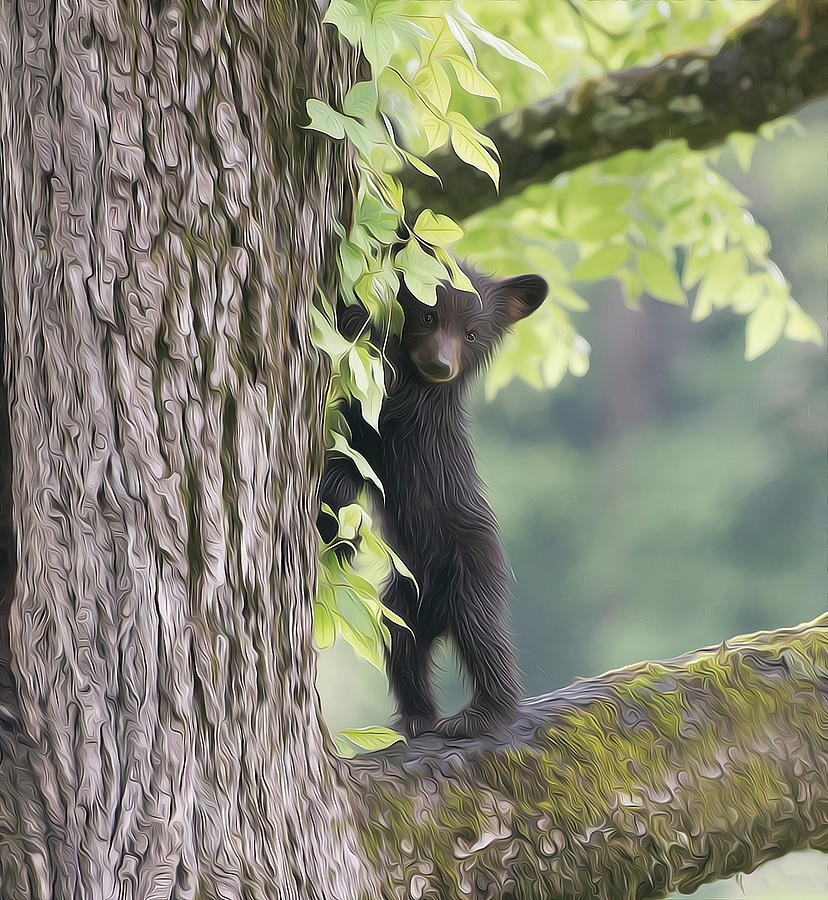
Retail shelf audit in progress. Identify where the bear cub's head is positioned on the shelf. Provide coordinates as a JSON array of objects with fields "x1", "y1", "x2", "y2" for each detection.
[{"x1": 398, "y1": 270, "x2": 547, "y2": 385}]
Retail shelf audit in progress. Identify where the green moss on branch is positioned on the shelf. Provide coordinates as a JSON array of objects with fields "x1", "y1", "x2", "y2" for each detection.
[{"x1": 350, "y1": 617, "x2": 828, "y2": 899}]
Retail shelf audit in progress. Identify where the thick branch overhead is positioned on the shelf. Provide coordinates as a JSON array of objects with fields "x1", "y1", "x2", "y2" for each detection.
[
  {"x1": 402, "y1": 0, "x2": 828, "y2": 220},
  {"x1": 350, "y1": 618, "x2": 828, "y2": 900}
]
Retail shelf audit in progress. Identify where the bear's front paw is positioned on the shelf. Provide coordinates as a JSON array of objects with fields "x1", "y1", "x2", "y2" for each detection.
[
  {"x1": 398, "y1": 713, "x2": 437, "y2": 739},
  {"x1": 434, "y1": 706, "x2": 500, "y2": 739}
]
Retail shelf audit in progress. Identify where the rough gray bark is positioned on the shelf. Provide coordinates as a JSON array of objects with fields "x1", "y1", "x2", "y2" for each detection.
[
  {"x1": 353, "y1": 618, "x2": 828, "y2": 899},
  {"x1": 0, "y1": 309, "x2": 15, "y2": 721},
  {"x1": 0, "y1": 2, "x2": 368, "y2": 897},
  {"x1": 401, "y1": 0, "x2": 828, "y2": 221}
]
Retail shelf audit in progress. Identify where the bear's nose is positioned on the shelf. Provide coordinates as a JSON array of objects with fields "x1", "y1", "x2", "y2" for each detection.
[
  {"x1": 412, "y1": 333, "x2": 461, "y2": 383},
  {"x1": 428, "y1": 353, "x2": 455, "y2": 379}
]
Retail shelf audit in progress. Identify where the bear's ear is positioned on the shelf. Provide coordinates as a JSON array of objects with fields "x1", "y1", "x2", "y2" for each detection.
[{"x1": 498, "y1": 274, "x2": 548, "y2": 325}]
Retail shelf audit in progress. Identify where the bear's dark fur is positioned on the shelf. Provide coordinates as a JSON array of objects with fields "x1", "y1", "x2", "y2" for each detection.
[{"x1": 318, "y1": 267, "x2": 547, "y2": 738}]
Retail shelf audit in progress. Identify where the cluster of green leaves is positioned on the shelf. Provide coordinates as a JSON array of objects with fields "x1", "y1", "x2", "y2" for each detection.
[
  {"x1": 308, "y1": 0, "x2": 822, "y2": 750},
  {"x1": 314, "y1": 501, "x2": 414, "y2": 755},
  {"x1": 440, "y1": 0, "x2": 819, "y2": 396},
  {"x1": 314, "y1": 504, "x2": 409, "y2": 663},
  {"x1": 458, "y1": 125, "x2": 821, "y2": 397}
]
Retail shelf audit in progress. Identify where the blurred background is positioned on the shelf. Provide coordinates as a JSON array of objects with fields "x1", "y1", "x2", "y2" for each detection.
[{"x1": 319, "y1": 94, "x2": 827, "y2": 898}]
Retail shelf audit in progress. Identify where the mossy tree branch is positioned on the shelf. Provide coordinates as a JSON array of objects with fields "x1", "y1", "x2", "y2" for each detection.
[
  {"x1": 350, "y1": 617, "x2": 828, "y2": 899},
  {"x1": 401, "y1": 0, "x2": 828, "y2": 221}
]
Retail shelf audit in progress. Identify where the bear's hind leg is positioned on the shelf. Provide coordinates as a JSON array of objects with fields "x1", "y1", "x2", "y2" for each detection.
[{"x1": 383, "y1": 572, "x2": 439, "y2": 738}]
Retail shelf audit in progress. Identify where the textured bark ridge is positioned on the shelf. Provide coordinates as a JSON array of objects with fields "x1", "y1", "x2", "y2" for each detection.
[
  {"x1": 0, "y1": 2, "x2": 367, "y2": 898},
  {"x1": 401, "y1": 0, "x2": 828, "y2": 220},
  {"x1": 0, "y1": 308, "x2": 15, "y2": 720},
  {"x1": 352, "y1": 618, "x2": 828, "y2": 899}
]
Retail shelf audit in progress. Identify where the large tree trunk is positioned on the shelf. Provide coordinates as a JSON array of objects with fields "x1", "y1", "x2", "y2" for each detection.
[{"x1": 0, "y1": 2, "x2": 369, "y2": 897}]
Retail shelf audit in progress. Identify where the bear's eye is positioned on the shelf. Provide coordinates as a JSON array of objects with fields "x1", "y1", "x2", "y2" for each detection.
[
  {"x1": 465, "y1": 330, "x2": 477, "y2": 343},
  {"x1": 422, "y1": 312, "x2": 436, "y2": 326}
]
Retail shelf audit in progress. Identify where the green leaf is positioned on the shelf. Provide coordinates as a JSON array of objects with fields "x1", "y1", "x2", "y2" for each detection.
[
  {"x1": 400, "y1": 148, "x2": 441, "y2": 182},
  {"x1": 422, "y1": 113, "x2": 450, "y2": 153},
  {"x1": 355, "y1": 193, "x2": 399, "y2": 243},
  {"x1": 729, "y1": 132, "x2": 756, "y2": 172},
  {"x1": 445, "y1": 13, "x2": 477, "y2": 66},
  {"x1": 569, "y1": 213, "x2": 628, "y2": 241},
  {"x1": 568, "y1": 336, "x2": 591, "y2": 377},
  {"x1": 357, "y1": 378, "x2": 383, "y2": 432},
  {"x1": 332, "y1": 576, "x2": 380, "y2": 628},
  {"x1": 454, "y1": 7, "x2": 545, "y2": 76},
  {"x1": 323, "y1": 0, "x2": 367, "y2": 49},
  {"x1": 448, "y1": 111, "x2": 498, "y2": 153},
  {"x1": 385, "y1": 546, "x2": 417, "y2": 593},
  {"x1": 590, "y1": 183, "x2": 633, "y2": 210},
  {"x1": 342, "y1": 118, "x2": 374, "y2": 159},
  {"x1": 348, "y1": 346, "x2": 370, "y2": 396},
  {"x1": 486, "y1": 321, "x2": 549, "y2": 395},
  {"x1": 541, "y1": 344, "x2": 569, "y2": 390},
  {"x1": 730, "y1": 272, "x2": 768, "y2": 316},
  {"x1": 681, "y1": 244, "x2": 713, "y2": 290},
  {"x1": 313, "y1": 601, "x2": 336, "y2": 649},
  {"x1": 413, "y1": 64, "x2": 452, "y2": 115},
  {"x1": 365, "y1": 354, "x2": 385, "y2": 429},
  {"x1": 637, "y1": 249, "x2": 685, "y2": 305},
  {"x1": 433, "y1": 248, "x2": 479, "y2": 298},
  {"x1": 693, "y1": 250, "x2": 746, "y2": 314},
  {"x1": 570, "y1": 245, "x2": 628, "y2": 281},
  {"x1": 413, "y1": 209, "x2": 464, "y2": 245},
  {"x1": 617, "y1": 269, "x2": 643, "y2": 310},
  {"x1": 347, "y1": 220, "x2": 373, "y2": 254},
  {"x1": 389, "y1": 15, "x2": 430, "y2": 51},
  {"x1": 362, "y1": 18, "x2": 397, "y2": 72},
  {"x1": 360, "y1": 524, "x2": 418, "y2": 598},
  {"x1": 347, "y1": 345, "x2": 384, "y2": 430},
  {"x1": 305, "y1": 99, "x2": 346, "y2": 140},
  {"x1": 318, "y1": 501, "x2": 337, "y2": 524},
  {"x1": 394, "y1": 241, "x2": 449, "y2": 306},
  {"x1": 737, "y1": 213, "x2": 771, "y2": 260},
  {"x1": 784, "y1": 307, "x2": 823, "y2": 346},
  {"x1": 354, "y1": 272, "x2": 384, "y2": 320},
  {"x1": 323, "y1": 0, "x2": 399, "y2": 73},
  {"x1": 449, "y1": 126, "x2": 499, "y2": 188},
  {"x1": 550, "y1": 284, "x2": 589, "y2": 312},
  {"x1": 448, "y1": 56, "x2": 500, "y2": 104},
  {"x1": 309, "y1": 304, "x2": 352, "y2": 364},
  {"x1": 745, "y1": 301, "x2": 786, "y2": 360},
  {"x1": 337, "y1": 503, "x2": 363, "y2": 541},
  {"x1": 345, "y1": 570, "x2": 382, "y2": 610},
  {"x1": 339, "y1": 240, "x2": 366, "y2": 284},
  {"x1": 330, "y1": 432, "x2": 384, "y2": 496},
  {"x1": 338, "y1": 727, "x2": 405, "y2": 751},
  {"x1": 336, "y1": 613, "x2": 385, "y2": 671},
  {"x1": 343, "y1": 80, "x2": 378, "y2": 121}
]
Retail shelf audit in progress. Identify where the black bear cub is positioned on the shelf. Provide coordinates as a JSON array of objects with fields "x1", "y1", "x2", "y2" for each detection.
[{"x1": 319, "y1": 267, "x2": 547, "y2": 738}]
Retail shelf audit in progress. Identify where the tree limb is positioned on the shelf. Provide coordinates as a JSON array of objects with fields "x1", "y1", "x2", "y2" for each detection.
[
  {"x1": 401, "y1": 0, "x2": 828, "y2": 221},
  {"x1": 350, "y1": 617, "x2": 828, "y2": 899}
]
